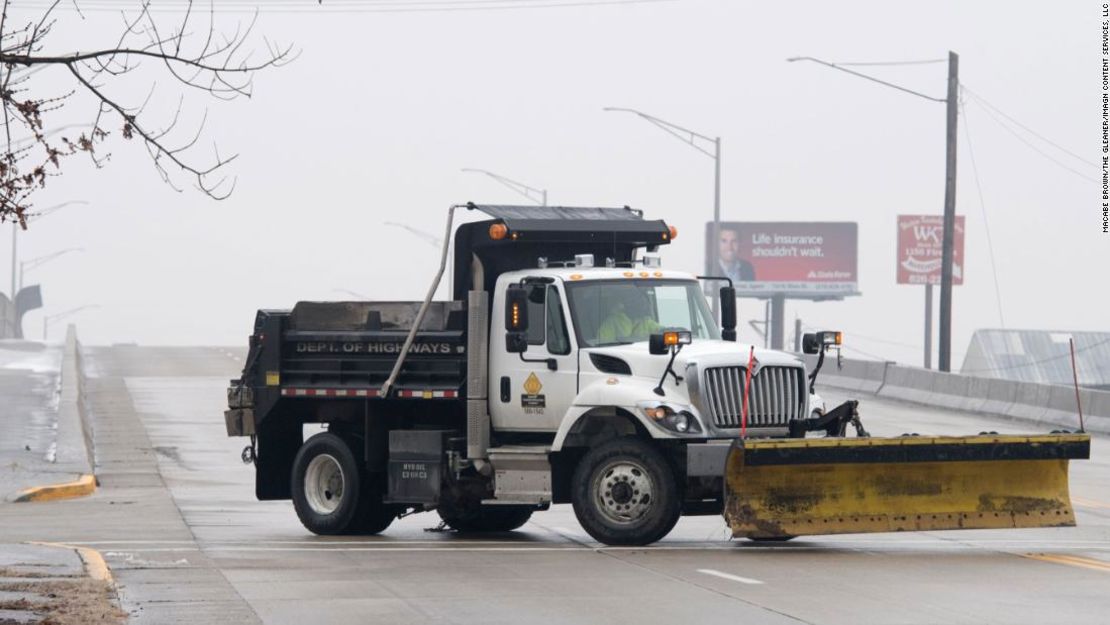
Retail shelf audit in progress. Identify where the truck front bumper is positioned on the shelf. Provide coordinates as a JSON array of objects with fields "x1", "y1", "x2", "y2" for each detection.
[{"x1": 686, "y1": 440, "x2": 734, "y2": 477}]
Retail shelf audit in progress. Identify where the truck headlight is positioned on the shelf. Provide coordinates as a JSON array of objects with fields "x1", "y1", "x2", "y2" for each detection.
[{"x1": 637, "y1": 402, "x2": 702, "y2": 434}]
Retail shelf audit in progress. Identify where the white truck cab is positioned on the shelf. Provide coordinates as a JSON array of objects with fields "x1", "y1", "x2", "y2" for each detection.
[{"x1": 488, "y1": 262, "x2": 814, "y2": 446}]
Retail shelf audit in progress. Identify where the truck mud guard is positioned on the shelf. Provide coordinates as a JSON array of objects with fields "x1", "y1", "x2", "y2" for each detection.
[{"x1": 724, "y1": 433, "x2": 1091, "y2": 539}]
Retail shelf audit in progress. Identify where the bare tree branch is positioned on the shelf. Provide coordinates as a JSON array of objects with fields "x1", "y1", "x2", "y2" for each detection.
[{"x1": 0, "y1": 0, "x2": 292, "y2": 226}]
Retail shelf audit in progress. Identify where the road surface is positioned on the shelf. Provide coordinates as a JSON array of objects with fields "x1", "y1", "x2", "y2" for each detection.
[{"x1": 1, "y1": 345, "x2": 1107, "y2": 624}]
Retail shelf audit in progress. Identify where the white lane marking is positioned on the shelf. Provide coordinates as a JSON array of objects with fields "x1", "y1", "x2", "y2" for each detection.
[
  {"x1": 697, "y1": 568, "x2": 764, "y2": 585},
  {"x1": 73, "y1": 538, "x2": 1110, "y2": 547},
  {"x1": 89, "y1": 544, "x2": 1110, "y2": 557},
  {"x1": 76, "y1": 539, "x2": 567, "y2": 546}
]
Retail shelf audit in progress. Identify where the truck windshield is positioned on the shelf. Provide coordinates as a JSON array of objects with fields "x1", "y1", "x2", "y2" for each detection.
[{"x1": 564, "y1": 279, "x2": 720, "y2": 347}]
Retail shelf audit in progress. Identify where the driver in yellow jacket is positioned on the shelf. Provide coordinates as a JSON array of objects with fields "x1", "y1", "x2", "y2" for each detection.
[{"x1": 598, "y1": 291, "x2": 660, "y2": 343}]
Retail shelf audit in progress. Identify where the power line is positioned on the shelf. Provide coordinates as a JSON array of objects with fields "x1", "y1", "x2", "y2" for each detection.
[
  {"x1": 800, "y1": 322, "x2": 914, "y2": 359},
  {"x1": 958, "y1": 94, "x2": 1007, "y2": 330},
  {"x1": 962, "y1": 86, "x2": 1097, "y2": 168},
  {"x1": 12, "y1": 0, "x2": 673, "y2": 13},
  {"x1": 961, "y1": 89, "x2": 1097, "y2": 183}
]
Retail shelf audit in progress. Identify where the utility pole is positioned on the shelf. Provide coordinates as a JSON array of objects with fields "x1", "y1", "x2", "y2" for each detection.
[
  {"x1": 924, "y1": 284, "x2": 933, "y2": 369},
  {"x1": 786, "y1": 53, "x2": 958, "y2": 370},
  {"x1": 938, "y1": 51, "x2": 959, "y2": 372}
]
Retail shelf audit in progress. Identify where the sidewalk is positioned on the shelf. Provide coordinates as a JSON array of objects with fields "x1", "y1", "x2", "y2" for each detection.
[
  {"x1": 0, "y1": 542, "x2": 123, "y2": 624},
  {"x1": 1, "y1": 326, "x2": 95, "y2": 502}
]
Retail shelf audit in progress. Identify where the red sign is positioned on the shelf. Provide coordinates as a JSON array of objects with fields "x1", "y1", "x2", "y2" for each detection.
[
  {"x1": 706, "y1": 222, "x2": 858, "y2": 298},
  {"x1": 897, "y1": 215, "x2": 965, "y2": 285}
]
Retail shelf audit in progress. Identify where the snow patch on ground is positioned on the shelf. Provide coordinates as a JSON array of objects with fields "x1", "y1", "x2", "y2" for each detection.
[{"x1": 0, "y1": 341, "x2": 63, "y2": 374}]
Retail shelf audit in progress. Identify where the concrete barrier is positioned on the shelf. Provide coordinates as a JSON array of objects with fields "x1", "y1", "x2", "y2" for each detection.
[{"x1": 811, "y1": 355, "x2": 1108, "y2": 434}]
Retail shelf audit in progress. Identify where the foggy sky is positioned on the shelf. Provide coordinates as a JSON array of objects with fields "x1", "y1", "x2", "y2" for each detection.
[{"x1": 8, "y1": 0, "x2": 1103, "y2": 367}]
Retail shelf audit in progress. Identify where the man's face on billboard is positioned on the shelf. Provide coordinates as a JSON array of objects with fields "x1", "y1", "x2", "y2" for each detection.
[{"x1": 718, "y1": 229, "x2": 738, "y2": 263}]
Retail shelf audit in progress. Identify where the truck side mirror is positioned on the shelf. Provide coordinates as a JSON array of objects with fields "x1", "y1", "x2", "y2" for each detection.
[
  {"x1": 719, "y1": 286, "x2": 737, "y2": 342},
  {"x1": 802, "y1": 333, "x2": 819, "y2": 354},
  {"x1": 505, "y1": 284, "x2": 529, "y2": 353}
]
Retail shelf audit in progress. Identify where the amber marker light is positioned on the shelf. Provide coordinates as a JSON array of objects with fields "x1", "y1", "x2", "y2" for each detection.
[
  {"x1": 489, "y1": 223, "x2": 508, "y2": 240},
  {"x1": 511, "y1": 302, "x2": 521, "y2": 328},
  {"x1": 668, "y1": 225, "x2": 678, "y2": 240}
]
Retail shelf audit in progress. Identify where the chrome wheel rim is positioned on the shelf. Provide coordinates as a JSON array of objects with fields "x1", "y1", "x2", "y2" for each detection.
[
  {"x1": 304, "y1": 453, "x2": 345, "y2": 515},
  {"x1": 594, "y1": 459, "x2": 654, "y2": 525}
]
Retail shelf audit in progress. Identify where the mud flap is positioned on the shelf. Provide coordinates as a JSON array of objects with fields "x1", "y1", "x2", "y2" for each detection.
[{"x1": 724, "y1": 433, "x2": 1091, "y2": 539}]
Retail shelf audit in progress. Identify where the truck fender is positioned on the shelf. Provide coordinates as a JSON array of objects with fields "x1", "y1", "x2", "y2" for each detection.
[{"x1": 551, "y1": 377, "x2": 676, "y2": 452}]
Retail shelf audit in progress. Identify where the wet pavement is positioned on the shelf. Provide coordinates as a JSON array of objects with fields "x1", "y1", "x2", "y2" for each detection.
[
  {"x1": 0, "y1": 341, "x2": 70, "y2": 500},
  {"x1": 1, "y1": 345, "x2": 1108, "y2": 624}
]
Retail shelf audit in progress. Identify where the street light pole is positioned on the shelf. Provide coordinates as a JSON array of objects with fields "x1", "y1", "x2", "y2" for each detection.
[
  {"x1": 461, "y1": 169, "x2": 547, "y2": 206},
  {"x1": 7, "y1": 200, "x2": 88, "y2": 299},
  {"x1": 9, "y1": 224, "x2": 14, "y2": 301},
  {"x1": 602, "y1": 107, "x2": 723, "y2": 315},
  {"x1": 20, "y1": 248, "x2": 85, "y2": 291},
  {"x1": 787, "y1": 54, "x2": 958, "y2": 371},
  {"x1": 43, "y1": 304, "x2": 98, "y2": 340}
]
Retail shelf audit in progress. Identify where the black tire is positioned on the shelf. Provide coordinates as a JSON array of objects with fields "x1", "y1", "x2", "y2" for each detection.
[
  {"x1": 438, "y1": 506, "x2": 534, "y2": 533},
  {"x1": 571, "y1": 437, "x2": 681, "y2": 546},
  {"x1": 347, "y1": 473, "x2": 397, "y2": 535},
  {"x1": 291, "y1": 433, "x2": 362, "y2": 535}
]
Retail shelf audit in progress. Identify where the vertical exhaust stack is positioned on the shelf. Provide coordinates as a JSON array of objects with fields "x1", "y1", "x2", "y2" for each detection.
[{"x1": 466, "y1": 290, "x2": 491, "y2": 470}]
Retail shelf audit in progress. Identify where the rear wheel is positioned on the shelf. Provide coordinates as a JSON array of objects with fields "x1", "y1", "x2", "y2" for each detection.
[
  {"x1": 348, "y1": 473, "x2": 397, "y2": 535},
  {"x1": 571, "y1": 437, "x2": 681, "y2": 546},
  {"x1": 292, "y1": 433, "x2": 362, "y2": 535},
  {"x1": 438, "y1": 505, "x2": 534, "y2": 533}
]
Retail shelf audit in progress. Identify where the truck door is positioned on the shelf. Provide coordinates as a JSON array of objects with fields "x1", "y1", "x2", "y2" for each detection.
[{"x1": 490, "y1": 282, "x2": 577, "y2": 432}]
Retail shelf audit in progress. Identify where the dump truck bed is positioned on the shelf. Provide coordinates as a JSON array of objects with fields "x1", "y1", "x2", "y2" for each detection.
[{"x1": 239, "y1": 300, "x2": 468, "y2": 423}]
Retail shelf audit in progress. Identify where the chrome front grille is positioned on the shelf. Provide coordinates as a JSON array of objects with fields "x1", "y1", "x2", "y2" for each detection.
[{"x1": 701, "y1": 365, "x2": 806, "y2": 429}]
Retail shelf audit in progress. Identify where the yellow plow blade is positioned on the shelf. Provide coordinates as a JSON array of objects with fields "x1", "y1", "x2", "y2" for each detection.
[{"x1": 724, "y1": 433, "x2": 1091, "y2": 539}]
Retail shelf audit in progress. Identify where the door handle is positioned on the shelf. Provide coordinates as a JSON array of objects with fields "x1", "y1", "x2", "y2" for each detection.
[{"x1": 500, "y1": 376, "x2": 511, "y2": 403}]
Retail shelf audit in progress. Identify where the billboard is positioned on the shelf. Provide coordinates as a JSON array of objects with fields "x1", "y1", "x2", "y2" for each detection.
[
  {"x1": 896, "y1": 215, "x2": 965, "y2": 285},
  {"x1": 706, "y1": 222, "x2": 859, "y2": 298}
]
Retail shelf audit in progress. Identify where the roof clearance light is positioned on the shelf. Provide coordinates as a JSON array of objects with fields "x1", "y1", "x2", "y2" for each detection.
[
  {"x1": 489, "y1": 223, "x2": 508, "y2": 240},
  {"x1": 668, "y1": 225, "x2": 678, "y2": 240}
]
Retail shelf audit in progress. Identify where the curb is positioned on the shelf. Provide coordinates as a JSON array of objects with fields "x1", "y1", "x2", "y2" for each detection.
[
  {"x1": 13, "y1": 474, "x2": 97, "y2": 502},
  {"x1": 13, "y1": 325, "x2": 97, "y2": 503},
  {"x1": 28, "y1": 540, "x2": 114, "y2": 583}
]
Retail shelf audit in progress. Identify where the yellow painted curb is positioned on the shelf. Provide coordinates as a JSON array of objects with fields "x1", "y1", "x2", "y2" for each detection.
[
  {"x1": 13, "y1": 474, "x2": 97, "y2": 503},
  {"x1": 28, "y1": 541, "x2": 113, "y2": 583}
]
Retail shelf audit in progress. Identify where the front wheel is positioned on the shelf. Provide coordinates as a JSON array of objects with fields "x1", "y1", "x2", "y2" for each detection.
[
  {"x1": 291, "y1": 433, "x2": 362, "y2": 535},
  {"x1": 571, "y1": 437, "x2": 681, "y2": 546}
]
